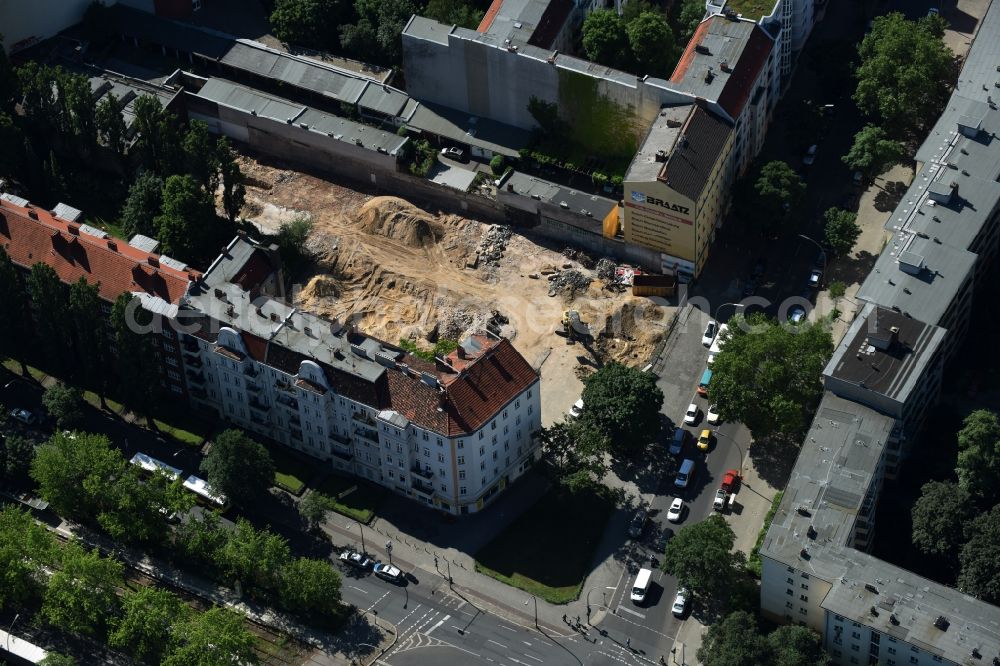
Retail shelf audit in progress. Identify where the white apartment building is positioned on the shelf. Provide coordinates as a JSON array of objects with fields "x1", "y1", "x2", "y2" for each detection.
[{"x1": 174, "y1": 237, "x2": 541, "y2": 515}]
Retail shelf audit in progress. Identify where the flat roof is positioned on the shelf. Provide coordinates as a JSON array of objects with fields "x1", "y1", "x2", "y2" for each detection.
[
  {"x1": 824, "y1": 303, "x2": 946, "y2": 404},
  {"x1": 407, "y1": 102, "x2": 531, "y2": 157},
  {"x1": 626, "y1": 104, "x2": 694, "y2": 182},
  {"x1": 504, "y1": 171, "x2": 617, "y2": 222},
  {"x1": 196, "y1": 78, "x2": 407, "y2": 155}
]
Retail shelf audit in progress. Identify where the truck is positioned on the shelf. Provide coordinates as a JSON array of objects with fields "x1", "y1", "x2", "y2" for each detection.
[{"x1": 713, "y1": 469, "x2": 741, "y2": 511}]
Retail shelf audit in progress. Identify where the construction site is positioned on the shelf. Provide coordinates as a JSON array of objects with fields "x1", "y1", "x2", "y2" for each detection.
[{"x1": 236, "y1": 155, "x2": 676, "y2": 424}]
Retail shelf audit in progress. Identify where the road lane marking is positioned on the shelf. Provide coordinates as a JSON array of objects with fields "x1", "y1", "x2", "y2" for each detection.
[
  {"x1": 426, "y1": 614, "x2": 450, "y2": 636},
  {"x1": 498, "y1": 624, "x2": 517, "y2": 632},
  {"x1": 487, "y1": 639, "x2": 508, "y2": 648},
  {"x1": 522, "y1": 641, "x2": 532, "y2": 646},
  {"x1": 617, "y1": 606, "x2": 646, "y2": 619},
  {"x1": 523, "y1": 654, "x2": 544, "y2": 663},
  {"x1": 348, "y1": 585, "x2": 368, "y2": 594},
  {"x1": 364, "y1": 590, "x2": 390, "y2": 613}
]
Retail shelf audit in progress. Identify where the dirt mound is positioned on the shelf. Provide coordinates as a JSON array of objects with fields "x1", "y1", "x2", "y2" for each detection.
[
  {"x1": 354, "y1": 196, "x2": 440, "y2": 247},
  {"x1": 299, "y1": 274, "x2": 341, "y2": 301}
]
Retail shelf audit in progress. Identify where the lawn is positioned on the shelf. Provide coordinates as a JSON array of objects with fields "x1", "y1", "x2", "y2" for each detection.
[
  {"x1": 317, "y1": 474, "x2": 386, "y2": 524},
  {"x1": 722, "y1": 0, "x2": 777, "y2": 20},
  {"x1": 474, "y1": 484, "x2": 615, "y2": 604},
  {"x1": 268, "y1": 446, "x2": 314, "y2": 495},
  {"x1": 83, "y1": 390, "x2": 125, "y2": 414},
  {"x1": 2, "y1": 360, "x2": 46, "y2": 383}
]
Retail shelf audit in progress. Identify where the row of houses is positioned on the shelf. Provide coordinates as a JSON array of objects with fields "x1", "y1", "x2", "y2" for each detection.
[
  {"x1": 758, "y1": 1, "x2": 1000, "y2": 663},
  {"x1": 0, "y1": 194, "x2": 542, "y2": 516}
]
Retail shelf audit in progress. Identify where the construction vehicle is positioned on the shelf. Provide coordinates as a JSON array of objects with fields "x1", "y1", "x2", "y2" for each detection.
[{"x1": 561, "y1": 310, "x2": 591, "y2": 342}]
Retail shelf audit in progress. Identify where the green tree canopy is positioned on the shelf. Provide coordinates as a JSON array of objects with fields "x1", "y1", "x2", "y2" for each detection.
[
  {"x1": 200, "y1": 429, "x2": 276, "y2": 505},
  {"x1": 43, "y1": 541, "x2": 124, "y2": 636},
  {"x1": 0, "y1": 247, "x2": 31, "y2": 374},
  {"x1": 0, "y1": 505, "x2": 57, "y2": 610},
  {"x1": 95, "y1": 93, "x2": 127, "y2": 157},
  {"x1": 675, "y1": 0, "x2": 706, "y2": 41},
  {"x1": 765, "y1": 625, "x2": 829, "y2": 666},
  {"x1": 2, "y1": 433, "x2": 36, "y2": 482},
  {"x1": 663, "y1": 514, "x2": 745, "y2": 597},
  {"x1": 278, "y1": 557, "x2": 343, "y2": 618},
  {"x1": 956, "y1": 409, "x2": 1000, "y2": 503},
  {"x1": 132, "y1": 95, "x2": 183, "y2": 175},
  {"x1": 163, "y1": 606, "x2": 259, "y2": 666},
  {"x1": 958, "y1": 504, "x2": 1000, "y2": 603},
  {"x1": 31, "y1": 431, "x2": 125, "y2": 518},
  {"x1": 216, "y1": 518, "x2": 291, "y2": 591},
  {"x1": 298, "y1": 490, "x2": 333, "y2": 530},
  {"x1": 751, "y1": 161, "x2": 806, "y2": 235},
  {"x1": 110, "y1": 293, "x2": 160, "y2": 421},
  {"x1": 182, "y1": 120, "x2": 221, "y2": 192},
  {"x1": 175, "y1": 511, "x2": 228, "y2": 569},
  {"x1": 68, "y1": 276, "x2": 110, "y2": 400},
  {"x1": 154, "y1": 173, "x2": 221, "y2": 261},
  {"x1": 340, "y1": 0, "x2": 419, "y2": 65},
  {"x1": 109, "y1": 587, "x2": 189, "y2": 663},
  {"x1": 627, "y1": 12, "x2": 675, "y2": 77},
  {"x1": 709, "y1": 313, "x2": 832, "y2": 440},
  {"x1": 42, "y1": 384, "x2": 85, "y2": 429},
  {"x1": 854, "y1": 13, "x2": 954, "y2": 136},
  {"x1": 424, "y1": 0, "x2": 484, "y2": 28},
  {"x1": 119, "y1": 171, "x2": 165, "y2": 242},
  {"x1": 537, "y1": 419, "x2": 609, "y2": 489},
  {"x1": 911, "y1": 480, "x2": 974, "y2": 559},
  {"x1": 27, "y1": 262, "x2": 72, "y2": 375},
  {"x1": 842, "y1": 124, "x2": 906, "y2": 177},
  {"x1": 697, "y1": 611, "x2": 770, "y2": 666},
  {"x1": 270, "y1": 0, "x2": 346, "y2": 50},
  {"x1": 582, "y1": 10, "x2": 630, "y2": 70},
  {"x1": 274, "y1": 215, "x2": 313, "y2": 277},
  {"x1": 579, "y1": 362, "x2": 663, "y2": 457},
  {"x1": 822, "y1": 207, "x2": 861, "y2": 257},
  {"x1": 217, "y1": 137, "x2": 247, "y2": 223}
]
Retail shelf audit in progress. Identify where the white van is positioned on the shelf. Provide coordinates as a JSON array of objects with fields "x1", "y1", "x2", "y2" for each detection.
[
  {"x1": 707, "y1": 323, "x2": 729, "y2": 365},
  {"x1": 630, "y1": 567, "x2": 653, "y2": 604}
]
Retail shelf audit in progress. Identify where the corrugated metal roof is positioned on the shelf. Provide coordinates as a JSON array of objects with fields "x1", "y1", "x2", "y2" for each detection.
[
  {"x1": 407, "y1": 103, "x2": 530, "y2": 157},
  {"x1": 359, "y1": 82, "x2": 409, "y2": 117}
]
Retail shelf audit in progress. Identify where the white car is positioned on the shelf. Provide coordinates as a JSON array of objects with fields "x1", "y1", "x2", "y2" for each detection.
[
  {"x1": 803, "y1": 144, "x2": 817, "y2": 166},
  {"x1": 789, "y1": 305, "x2": 807, "y2": 324},
  {"x1": 707, "y1": 404, "x2": 721, "y2": 425},
  {"x1": 807, "y1": 268, "x2": 823, "y2": 289},
  {"x1": 701, "y1": 320, "x2": 717, "y2": 347},
  {"x1": 374, "y1": 562, "x2": 404, "y2": 583},
  {"x1": 9, "y1": 407, "x2": 38, "y2": 425},
  {"x1": 569, "y1": 398, "x2": 584, "y2": 418},
  {"x1": 672, "y1": 587, "x2": 689, "y2": 617},
  {"x1": 683, "y1": 404, "x2": 699, "y2": 426},
  {"x1": 667, "y1": 497, "x2": 684, "y2": 523}
]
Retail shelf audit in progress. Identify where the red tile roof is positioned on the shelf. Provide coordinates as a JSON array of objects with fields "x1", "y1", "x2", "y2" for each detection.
[
  {"x1": 477, "y1": 0, "x2": 505, "y2": 32},
  {"x1": 0, "y1": 198, "x2": 197, "y2": 304}
]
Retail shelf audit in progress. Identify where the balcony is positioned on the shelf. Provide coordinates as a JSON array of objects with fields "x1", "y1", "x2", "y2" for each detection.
[
  {"x1": 276, "y1": 395, "x2": 299, "y2": 410},
  {"x1": 411, "y1": 479, "x2": 435, "y2": 499},
  {"x1": 243, "y1": 365, "x2": 259, "y2": 378},
  {"x1": 410, "y1": 465, "x2": 434, "y2": 481},
  {"x1": 275, "y1": 379, "x2": 295, "y2": 394},
  {"x1": 250, "y1": 413, "x2": 270, "y2": 427},
  {"x1": 248, "y1": 398, "x2": 270, "y2": 413},
  {"x1": 353, "y1": 426, "x2": 379, "y2": 444},
  {"x1": 246, "y1": 379, "x2": 263, "y2": 394},
  {"x1": 186, "y1": 371, "x2": 205, "y2": 386},
  {"x1": 183, "y1": 354, "x2": 203, "y2": 368}
]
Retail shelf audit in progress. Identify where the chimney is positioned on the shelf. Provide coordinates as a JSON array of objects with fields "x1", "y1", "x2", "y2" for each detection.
[
  {"x1": 654, "y1": 149, "x2": 668, "y2": 162},
  {"x1": 66, "y1": 224, "x2": 80, "y2": 235},
  {"x1": 695, "y1": 44, "x2": 710, "y2": 55},
  {"x1": 889, "y1": 325, "x2": 899, "y2": 346}
]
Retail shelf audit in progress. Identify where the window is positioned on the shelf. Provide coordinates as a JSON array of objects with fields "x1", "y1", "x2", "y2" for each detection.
[
  {"x1": 931, "y1": 657, "x2": 942, "y2": 663},
  {"x1": 458, "y1": 440, "x2": 464, "y2": 449},
  {"x1": 851, "y1": 645, "x2": 859, "y2": 652},
  {"x1": 440, "y1": 484, "x2": 447, "y2": 491},
  {"x1": 503, "y1": 425, "x2": 508, "y2": 435},
  {"x1": 786, "y1": 602, "x2": 793, "y2": 609},
  {"x1": 479, "y1": 446, "x2": 485, "y2": 455},
  {"x1": 460, "y1": 486, "x2": 466, "y2": 495},
  {"x1": 479, "y1": 431, "x2": 484, "y2": 440},
  {"x1": 502, "y1": 410, "x2": 508, "y2": 419},
  {"x1": 438, "y1": 453, "x2": 445, "y2": 463},
  {"x1": 527, "y1": 390, "x2": 532, "y2": 398},
  {"x1": 492, "y1": 451, "x2": 498, "y2": 460},
  {"x1": 459, "y1": 471, "x2": 465, "y2": 480},
  {"x1": 437, "y1": 437, "x2": 443, "y2": 446},
  {"x1": 480, "y1": 462, "x2": 486, "y2": 470},
  {"x1": 491, "y1": 421, "x2": 496, "y2": 430},
  {"x1": 457, "y1": 456, "x2": 465, "y2": 465},
  {"x1": 387, "y1": 455, "x2": 393, "y2": 464},
  {"x1": 852, "y1": 632, "x2": 861, "y2": 640},
  {"x1": 167, "y1": 369, "x2": 181, "y2": 381},
  {"x1": 909, "y1": 659, "x2": 917, "y2": 665},
  {"x1": 423, "y1": 448, "x2": 430, "y2": 458},
  {"x1": 800, "y1": 573, "x2": 809, "y2": 579},
  {"x1": 801, "y1": 583, "x2": 808, "y2": 590},
  {"x1": 515, "y1": 400, "x2": 520, "y2": 408},
  {"x1": 799, "y1": 595, "x2": 808, "y2": 602},
  {"x1": 492, "y1": 436, "x2": 497, "y2": 445},
  {"x1": 786, "y1": 589, "x2": 793, "y2": 596},
  {"x1": 787, "y1": 578, "x2": 794, "y2": 585},
  {"x1": 798, "y1": 608, "x2": 807, "y2": 615}
]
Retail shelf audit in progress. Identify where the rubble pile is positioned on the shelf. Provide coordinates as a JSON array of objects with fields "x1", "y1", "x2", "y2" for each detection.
[
  {"x1": 547, "y1": 269, "x2": 592, "y2": 298},
  {"x1": 561, "y1": 247, "x2": 595, "y2": 269},
  {"x1": 478, "y1": 225, "x2": 513, "y2": 265},
  {"x1": 596, "y1": 258, "x2": 617, "y2": 283}
]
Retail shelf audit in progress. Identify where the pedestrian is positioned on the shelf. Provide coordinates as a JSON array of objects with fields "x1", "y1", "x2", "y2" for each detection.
[
  {"x1": 576, "y1": 615, "x2": 580, "y2": 626},
  {"x1": 563, "y1": 614, "x2": 567, "y2": 623},
  {"x1": 626, "y1": 637, "x2": 631, "y2": 649}
]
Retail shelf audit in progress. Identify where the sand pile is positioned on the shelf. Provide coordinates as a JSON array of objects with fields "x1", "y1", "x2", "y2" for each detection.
[
  {"x1": 298, "y1": 274, "x2": 341, "y2": 301},
  {"x1": 355, "y1": 196, "x2": 440, "y2": 247}
]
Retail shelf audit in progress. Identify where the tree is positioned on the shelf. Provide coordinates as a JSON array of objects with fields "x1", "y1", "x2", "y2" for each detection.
[
  {"x1": 182, "y1": 120, "x2": 220, "y2": 191},
  {"x1": 155, "y1": 174, "x2": 221, "y2": 261},
  {"x1": 751, "y1": 161, "x2": 806, "y2": 236},
  {"x1": 26, "y1": 263, "x2": 71, "y2": 375},
  {"x1": 109, "y1": 587, "x2": 189, "y2": 663},
  {"x1": 68, "y1": 277, "x2": 110, "y2": 402},
  {"x1": 675, "y1": 0, "x2": 706, "y2": 41},
  {"x1": 44, "y1": 149, "x2": 68, "y2": 203},
  {"x1": 298, "y1": 490, "x2": 333, "y2": 530},
  {"x1": 663, "y1": 515, "x2": 745, "y2": 597},
  {"x1": 163, "y1": 606, "x2": 259, "y2": 666},
  {"x1": 911, "y1": 480, "x2": 974, "y2": 559},
  {"x1": 827, "y1": 280, "x2": 846, "y2": 300},
  {"x1": 579, "y1": 362, "x2": 664, "y2": 457},
  {"x1": 765, "y1": 625, "x2": 829, "y2": 666},
  {"x1": 57, "y1": 71, "x2": 98, "y2": 157},
  {"x1": 340, "y1": 0, "x2": 419, "y2": 65},
  {"x1": 0, "y1": 111, "x2": 24, "y2": 177},
  {"x1": 0, "y1": 247, "x2": 31, "y2": 374},
  {"x1": 217, "y1": 137, "x2": 246, "y2": 223},
  {"x1": 98, "y1": 469, "x2": 182, "y2": 545},
  {"x1": 822, "y1": 207, "x2": 861, "y2": 257},
  {"x1": 709, "y1": 313, "x2": 833, "y2": 440},
  {"x1": 697, "y1": 611, "x2": 770, "y2": 666},
  {"x1": 582, "y1": 10, "x2": 630, "y2": 70},
  {"x1": 174, "y1": 511, "x2": 228, "y2": 569},
  {"x1": 627, "y1": 12, "x2": 675, "y2": 77},
  {"x1": 270, "y1": 0, "x2": 345, "y2": 51},
  {"x1": 31, "y1": 431, "x2": 125, "y2": 518},
  {"x1": 958, "y1": 505, "x2": 1000, "y2": 603},
  {"x1": 275, "y1": 215, "x2": 313, "y2": 277},
  {"x1": 0, "y1": 505, "x2": 56, "y2": 610},
  {"x1": 278, "y1": 557, "x2": 343, "y2": 618},
  {"x1": 39, "y1": 654, "x2": 77, "y2": 666},
  {"x1": 200, "y1": 429, "x2": 276, "y2": 505},
  {"x1": 854, "y1": 13, "x2": 954, "y2": 136},
  {"x1": 42, "y1": 384, "x2": 85, "y2": 429},
  {"x1": 216, "y1": 518, "x2": 291, "y2": 591},
  {"x1": 43, "y1": 541, "x2": 124, "y2": 636},
  {"x1": 132, "y1": 95, "x2": 183, "y2": 175},
  {"x1": 955, "y1": 409, "x2": 1000, "y2": 503},
  {"x1": 842, "y1": 124, "x2": 906, "y2": 177},
  {"x1": 95, "y1": 93, "x2": 127, "y2": 158},
  {"x1": 2, "y1": 433, "x2": 36, "y2": 481},
  {"x1": 537, "y1": 419, "x2": 609, "y2": 489},
  {"x1": 110, "y1": 293, "x2": 160, "y2": 422},
  {"x1": 489, "y1": 154, "x2": 506, "y2": 176},
  {"x1": 119, "y1": 171, "x2": 164, "y2": 239},
  {"x1": 424, "y1": 0, "x2": 484, "y2": 29},
  {"x1": 0, "y1": 33, "x2": 18, "y2": 112}
]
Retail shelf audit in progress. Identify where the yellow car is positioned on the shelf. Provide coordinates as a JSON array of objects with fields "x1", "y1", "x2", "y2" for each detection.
[{"x1": 697, "y1": 429, "x2": 712, "y2": 452}]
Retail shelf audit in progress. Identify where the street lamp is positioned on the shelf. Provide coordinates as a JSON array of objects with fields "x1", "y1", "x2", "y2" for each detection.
[
  {"x1": 798, "y1": 234, "x2": 827, "y2": 273},
  {"x1": 385, "y1": 539, "x2": 393, "y2": 565},
  {"x1": 6, "y1": 613, "x2": 20, "y2": 652},
  {"x1": 712, "y1": 428, "x2": 747, "y2": 472},
  {"x1": 524, "y1": 594, "x2": 539, "y2": 629},
  {"x1": 714, "y1": 302, "x2": 744, "y2": 323},
  {"x1": 586, "y1": 587, "x2": 607, "y2": 624},
  {"x1": 349, "y1": 521, "x2": 367, "y2": 555}
]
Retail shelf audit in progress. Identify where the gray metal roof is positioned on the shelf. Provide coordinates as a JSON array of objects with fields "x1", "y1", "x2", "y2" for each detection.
[
  {"x1": 407, "y1": 103, "x2": 531, "y2": 157},
  {"x1": 626, "y1": 104, "x2": 695, "y2": 182},
  {"x1": 358, "y1": 83, "x2": 410, "y2": 117},
  {"x1": 52, "y1": 203, "x2": 83, "y2": 222},
  {"x1": 503, "y1": 171, "x2": 617, "y2": 221},
  {"x1": 128, "y1": 234, "x2": 161, "y2": 254},
  {"x1": 481, "y1": 0, "x2": 550, "y2": 44},
  {"x1": 197, "y1": 78, "x2": 407, "y2": 155},
  {"x1": 403, "y1": 15, "x2": 455, "y2": 45}
]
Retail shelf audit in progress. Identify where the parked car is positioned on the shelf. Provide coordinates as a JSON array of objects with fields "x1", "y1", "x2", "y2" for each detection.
[
  {"x1": 789, "y1": 305, "x2": 807, "y2": 324},
  {"x1": 706, "y1": 404, "x2": 721, "y2": 425},
  {"x1": 9, "y1": 407, "x2": 38, "y2": 425},
  {"x1": 697, "y1": 429, "x2": 712, "y2": 452},
  {"x1": 339, "y1": 550, "x2": 374, "y2": 570},
  {"x1": 569, "y1": 398, "x2": 584, "y2": 418},
  {"x1": 628, "y1": 507, "x2": 648, "y2": 538},
  {"x1": 667, "y1": 497, "x2": 684, "y2": 523},
  {"x1": 803, "y1": 144, "x2": 818, "y2": 166},
  {"x1": 672, "y1": 587, "x2": 689, "y2": 617},
  {"x1": 653, "y1": 527, "x2": 675, "y2": 552},
  {"x1": 440, "y1": 146, "x2": 467, "y2": 162},
  {"x1": 374, "y1": 562, "x2": 404, "y2": 583},
  {"x1": 669, "y1": 428, "x2": 688, "y2": 456},
  {"x1": 807, "y1": 268, "x2": 823, "y2": 289},
  {"x1": 701, "y1": 320, "x2": 718, "y2": 347},
  {"x1": 683, "y1": 403, "x2": 700, "y2": 426}
]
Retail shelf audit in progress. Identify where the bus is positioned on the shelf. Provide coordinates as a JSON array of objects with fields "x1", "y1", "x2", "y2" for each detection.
[
  {"x1": 129, "y1": 452, "x2": 182, "y2": 481},
  {"x1": 182, "y1": 475, "x2": 229, "y2": 509}
]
